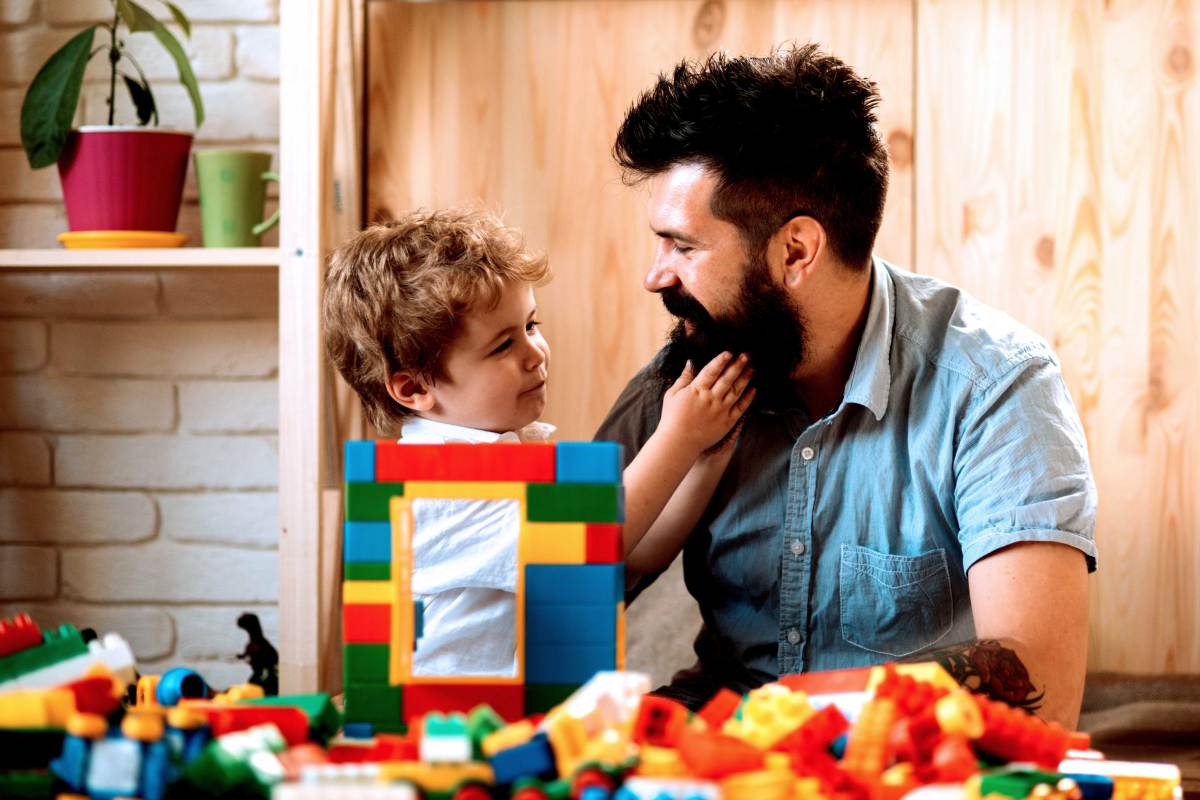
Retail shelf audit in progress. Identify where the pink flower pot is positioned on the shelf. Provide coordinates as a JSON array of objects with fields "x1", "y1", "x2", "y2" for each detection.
[{"x1": 57, "y1": 126, "x2": 193, "y2": 232}]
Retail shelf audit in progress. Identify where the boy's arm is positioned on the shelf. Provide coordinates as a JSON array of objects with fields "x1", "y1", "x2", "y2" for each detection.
[{"x1": 619, "y1": 352, "x2": 753, "y2": 566}]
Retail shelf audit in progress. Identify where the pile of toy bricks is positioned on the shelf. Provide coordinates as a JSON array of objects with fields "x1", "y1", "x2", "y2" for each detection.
[{"x1": 341, "y1": 439, "x2": 627, "y2": 731}]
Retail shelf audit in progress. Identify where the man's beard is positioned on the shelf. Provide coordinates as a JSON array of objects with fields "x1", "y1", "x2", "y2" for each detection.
[{"x1": 654, "y1": 253, "x2": 808, "y2": 413}]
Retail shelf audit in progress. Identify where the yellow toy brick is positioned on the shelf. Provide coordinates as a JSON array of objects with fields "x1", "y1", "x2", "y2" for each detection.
[
  {"x1": 866, "y1": 661, "x2": 959, "y2": 694},
  {"x1": 521, "y1": 522, "x2": 587, "y2": 564},
  {"x1": 481, "y1": 719, "x2": 536, "y2": 757},
  {"x1": 842, "y1": 696, "x2": 898, "y2": 780},
  {"x1": 343, "y1": 579, "x2": 393, "y2": 605},
  {"x1": 0, "y1": 686, "x2": 75, "y2": 728},
  {"x1": 722, "y1": 683, "x2": 813, "y2": 749}
]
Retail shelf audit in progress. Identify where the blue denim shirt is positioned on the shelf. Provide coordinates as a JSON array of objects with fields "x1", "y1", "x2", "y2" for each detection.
[{"x1": 595, "y1": 258, "x2": 1098, "y2": 693}]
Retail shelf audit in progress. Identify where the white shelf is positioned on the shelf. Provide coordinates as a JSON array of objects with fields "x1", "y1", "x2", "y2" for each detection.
[{"x1": 0, "y1": 247, "x2": 282, "y2": 270}]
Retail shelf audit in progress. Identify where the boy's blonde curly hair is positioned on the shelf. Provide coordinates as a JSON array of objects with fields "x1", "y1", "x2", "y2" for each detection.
[{"x1": 323, "y1": 208, "x2": 550, "y2": 435}]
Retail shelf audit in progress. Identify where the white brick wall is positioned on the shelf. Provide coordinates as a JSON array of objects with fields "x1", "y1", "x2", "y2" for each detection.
[{"x1": 0, "y1": 1, "x2": 283, "y2": 687}]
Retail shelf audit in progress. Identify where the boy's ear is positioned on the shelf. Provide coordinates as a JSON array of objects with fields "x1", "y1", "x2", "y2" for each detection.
[{"x1": 386, "y1": 371, "x2": 435, "y2": 412}]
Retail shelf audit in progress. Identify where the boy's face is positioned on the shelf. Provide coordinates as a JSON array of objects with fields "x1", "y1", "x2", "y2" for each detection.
[{"x1": 427, "y1": 281, "x2": 550, "y2": 433}]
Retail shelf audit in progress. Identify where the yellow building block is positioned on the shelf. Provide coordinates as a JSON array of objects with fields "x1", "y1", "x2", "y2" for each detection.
[
  {"x1": 722, "y1": 683, "x2": 813, "y2": 749},
  {"x1": 482, "y1": 719, "x2": 536, "y2": 756},
  {"x1": 521, "y1": 522, "x2": 587, "y2": 564},
  {"x1": 0, "y1": 687, "x2": 74, "y2": 728},
  {"x1": 866, "y1": 661, "x2": 958, "y2": 694},
  {"x1": 402, "y1": 481, "x2": 527, "y2": 501},
  {"x1": 343, "y1": 579, "x2": 394, "y2": 605}
]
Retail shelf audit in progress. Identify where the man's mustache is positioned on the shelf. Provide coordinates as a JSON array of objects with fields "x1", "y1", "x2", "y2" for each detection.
[{"x1": 660, "y1": 287, "x2": 712, "y2": 323}]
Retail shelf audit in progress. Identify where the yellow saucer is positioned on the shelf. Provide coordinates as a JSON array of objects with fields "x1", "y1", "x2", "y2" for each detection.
[{"x1": 58, "y1": 230, "x2": 190, "y2": 249}]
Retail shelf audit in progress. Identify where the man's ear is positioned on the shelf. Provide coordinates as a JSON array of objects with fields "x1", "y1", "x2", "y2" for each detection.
[
  {"x1": 385, "y1": 371, "x2": 435, "y2": 413},
  {"x1": 771, "y1": 215, "x2": 826, "y2": 290}
]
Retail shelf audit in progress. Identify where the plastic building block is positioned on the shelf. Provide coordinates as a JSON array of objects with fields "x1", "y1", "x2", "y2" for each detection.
[
  {"x1": 526, "y1": 643, "x2": 616, "y2": 685},
  {"x1": 238, "y1": 693, "x2": 341, "y2": 744},
  {"x1": 555, "y1": 442, "x2": 623, "y2": 484},
  {"x1": 276, "y1": 785, "x2": 419, "y2": 800},
  {"x1": 404, "y1": 682, "x2": 524, "y2": 723},
  {"x1": 343, "y1": 604, "x2": 391, "y2": 644},
  {"x1": 344, "y1": 521, "x2": 392, "y2": 563},
  {"x1": 0, "y1": 623, "x2": 87, "y2": 684},
  {"x1": 0, "y1": 613, "x2": 41, "y2": 658},
  {"x1": 525, "y1": 564, "x2": 624, "y2": 606},
  {"x1": 181, "y1": 723, "x2": 287, "y2": 796},
  {"x1": 524, "y1": 683, "x2": 577, "y2": 715},
  {"x1": 156, "y1": 667, "x2": 211, "y2": 706},
  {"x1": 377, "y1": 441, "x2": 556, "y2": 482},
  {"x1": 344, "y1": 644, "x2": 391, "y2": 684},
  {"x1": 979, "y1": 767, "x2": 1071, "y2": 799},
  {"x1": 696, "y1": 688, "x2": 742, "y2": 730},
  {"x1": 345, "y1": 440, "x2": 377, "y2": 482},
  {"x1": 585, "y1": 524, "x2": 623, "y2": 563},
  {"x1": 345, "y1": 562, "x2": 391, "y2": 581},
  {"x1": 526, "y1": 483, "x2": 624, "y2": 523},
  {"x1": 973, "y1": 693, "x2": 1073, "y2": 768},
  {"x1": 0, "y1": 631, "x2": 135, "y2": 692},
  {"x1": 722, "y1": 683, "x2": 813, "y2": 749},
  {"x1": 344, "y1": 580, "x2": 393, "y2": 605},
  {"x1": 490, "y1": 731, "x2": 557, "y2": 785},
  {"x1": 344, "y1": 683, "x2": 405, "y2": 731},
  {"x1": 346, "y1": 482, "x2": 406, "y2": 521},
  {"x1": 522, "y1": 522, "x2": 588, "y2": 564},
  {"x1": 773, "y1": 703, "x2": 848, "y2": 755},
  {"x1": 631, "y1": 695, "x2": 688, "y2": 747},
  {"x1": 483, "y1": 720, "x2": 537, "y2": 757},
  {"x1": 467, "y1": 704, "x2": 507, "y2": 760},
  {"x1": 421, "y1": 712, "x2": 472, "y2": 762},
  {"x1": 342, "y1": 722, "x2": 374, "y2": 739},
  {"x1": 619, "y1": 776, "x2": 721, "y2": 800},
  {"x1": 841, "y1": 696, "x2": 898, "y2": 780},
  {"x1": 526, "y1": 603, "x2": 617, "y2": 645}
]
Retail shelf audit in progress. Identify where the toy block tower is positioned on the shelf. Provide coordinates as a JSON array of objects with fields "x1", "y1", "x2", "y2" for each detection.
[{"x1": 341, "y1": 440, "x2": 626, "y2": 733}]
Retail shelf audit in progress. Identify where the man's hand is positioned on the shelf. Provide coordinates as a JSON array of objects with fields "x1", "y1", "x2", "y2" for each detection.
[{"x1": 658, "y1": 351, "x2": 755, "y2": 455}]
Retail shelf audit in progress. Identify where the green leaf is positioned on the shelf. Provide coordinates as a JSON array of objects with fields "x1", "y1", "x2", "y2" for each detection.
[
  {"x1": 163, "y1": 1, "x2": 191, "y2": 38},
  {"x1": 122, "y1": 73, "x2": 158, "y2": 126},
  {"x1": 118, "y1": 0, "x2": 205, "y2": 128},
  {"x1": 19, "y1": 26, "x2": 96, "y2": 169}
]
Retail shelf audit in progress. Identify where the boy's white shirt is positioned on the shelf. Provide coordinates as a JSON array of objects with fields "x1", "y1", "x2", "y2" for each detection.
[{"x1": 399, "y1": 416, "x2": 555, "y2": 677}]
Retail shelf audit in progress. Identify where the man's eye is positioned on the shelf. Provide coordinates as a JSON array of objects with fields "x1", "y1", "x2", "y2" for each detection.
[
  {"x1": 490, "y1": 339, "x2": 513, "y2": 355},
  {"x1": 673, "y1": 242, "x2": 693, "y2": 255}
]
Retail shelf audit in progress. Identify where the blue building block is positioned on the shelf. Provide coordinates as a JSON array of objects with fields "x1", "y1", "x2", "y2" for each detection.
[
  {"x1": 525, "y1": 564, "x2": 623, "y2": 606},
  {"x1": 526, "y1": 603, "x2": 616, "y2": 645},
  {"x1": 344, "y1": 521, "x2": 391, "y2": 563},
  {"x1": 343, "y1": 722, "x2": 375, "y2": 739},
  {"x1": 555, "y1": 442, "x2": 623, "y2": 484},
  {"x1": 526, "y1": 643, "x2": 616, "y2": 684},
  {"x1": 345, "y1": 440, "x2": 376, "y2": 483},
  {"x1": 1064, "y1": 774, "x2": 1115, "y2": 800},
  {"x1": 489, "y1": 732, "x2": 557, "y2": 784}
]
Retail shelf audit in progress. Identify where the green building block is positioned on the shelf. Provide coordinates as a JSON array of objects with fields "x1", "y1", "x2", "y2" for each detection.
[
  {"x1": 0, "y1": 625, "x2": 87, "y2": 683},
  {"x1": 523, "y1": 683, "x2": 577, "y2": 715},
  {"x1": 526, "y1": 483, "x2": 624, "y2": 523},
  {"x1": 237, "y1": 693, "x2": 342, "y2": 744},
  {"x1": 980, "y1": 768, "x2": 1066, "y2": 799},
  {"x1": 344, "y1": 682, "x2": 405, "y2": 728},
  {"x1": 344, "y1": 643, "x2": 391, "y2": 684},
  {"x1": 345, "y1": 482, "x2": 406, "y2": 521},
  {"x1": 344, "y1": 562, "x2": 391, "y2": 581},
  {"x1": 0, "y1": 770, "x2": 56, "y2": 800},
  {"x1": 467, "y1": 705, "x2": 505, "y2": 760}
]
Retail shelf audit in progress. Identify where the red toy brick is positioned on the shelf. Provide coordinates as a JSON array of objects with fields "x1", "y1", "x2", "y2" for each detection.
[
  {"x1": 403, "y1": 682, "x2": 524, "y2": 723},
  {"x1": 343, "y1": 604, "x2": 392, "y2": 644},
  {"x1": 584, "y1": 524, "x2": 623, "y2": 563},
  {"x1": 376, "y1": 442, "x2": 556, "y2": 483},
  {"x1": 677, "y1": 727, "x2": 765, "y2": 779},
  {"x1": 0, "y1": 613, "x2": 42, "y2": 658},
  {"x1": 778, "y1": 666, "x2": 874, "y2": 695},
  {"x1": 63, "y1": 674, "x2": 122, "y2": 716},
  {"x1": 773, "y1": 703, "x2": 849, "y2": 755},
  {"x1": 696, "y1": 687, "x2": 742, "y2": 730},
  {"x1": 201, "y1": 705, "x2": 310, "y2": 745},
  {"x1": 972, "y1": 693, "x2": 1072, "y2": 768},
  {"x1": 632, "y1": 695, "x2": 689, "y2": 747}
]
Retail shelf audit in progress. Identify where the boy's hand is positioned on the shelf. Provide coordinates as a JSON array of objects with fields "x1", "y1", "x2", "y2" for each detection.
[{"x1": 658, "y1": 352, "x2": 755, "y2": 455}]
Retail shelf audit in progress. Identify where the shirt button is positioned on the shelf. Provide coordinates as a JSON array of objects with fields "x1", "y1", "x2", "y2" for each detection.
[
  {"x1": 801, "y1": 446, "x2": 815, "y2": 461},
  {"x1": 787, "y1": 628, "x2": 801, "y2": 645},
  {"x1": 790, "y1": 539, "x2": 806, "y2": 556}
]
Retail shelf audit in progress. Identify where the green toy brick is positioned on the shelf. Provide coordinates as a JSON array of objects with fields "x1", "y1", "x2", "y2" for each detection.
[
  {"x1": 525, "y1": 483, "x2": 624, "y2": 523},
  {"x1": 523, "y1": 683, "x2": 577, "y2": 715},
  {"x1": 344, "y1": 562, "x2": 391, "y2": 581},
  {"x1": 0, "y1": 770, "x2": 56, "y2": 799},
  {"x1": 0, "y1": 624, "x2": 87, "y2": 682},
  {"x1": 344, "y1": 643, "x2": 391, "y2": 684},
  {"x1": 345, "y1": 482, "x2": 406, "y2": 521},
  {"x1": 467, "y1": 705, "x2": 506, "y2": 760},
  {"x1": 237, "y1": 693, "x2": 342, "y2": 744},
  {"x1": 344, "y1": 682, "x2": 405, "y2": 727},
  {"x1": 980, "y1": 769, "x2": 1066, "y2": 799}
]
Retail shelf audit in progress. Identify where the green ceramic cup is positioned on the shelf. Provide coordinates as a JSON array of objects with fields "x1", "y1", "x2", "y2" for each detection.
[{"x1": 194, "y1": 149, "x2": 280, "y2": 247}]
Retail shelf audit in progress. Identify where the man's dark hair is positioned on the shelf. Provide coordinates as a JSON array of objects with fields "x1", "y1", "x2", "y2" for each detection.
[{"x1": 614, "y1": 43, "x2": 889, "y2": 269}]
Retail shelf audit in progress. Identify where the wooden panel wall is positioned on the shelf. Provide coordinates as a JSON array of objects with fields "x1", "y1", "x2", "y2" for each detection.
[
  {"x1": 366, "y1": 0, "x2": 914, "y2": 440},
  {"x1": 917, "y1": 0, "x2": 1199, "y2": 673},
  {"x1": 366, "y1": 0, "x2": 1200, "y2": 672}
]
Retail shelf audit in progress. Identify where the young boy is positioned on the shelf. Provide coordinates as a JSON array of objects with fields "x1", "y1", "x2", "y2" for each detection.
[{"x1": 323, "y1": 208, "x2": 754, "y2": 675}]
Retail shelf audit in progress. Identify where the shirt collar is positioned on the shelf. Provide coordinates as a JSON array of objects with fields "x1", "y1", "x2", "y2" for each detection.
[
  {"x1": 399, "y1": 416, "x2": 521, "y2": 444},
  {"x1": 839, "y1": 256, "x2": 894, "y2": 422}
]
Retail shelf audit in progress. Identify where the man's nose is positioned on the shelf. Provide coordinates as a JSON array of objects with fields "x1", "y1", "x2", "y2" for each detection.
[{"x1": 644, "y1": 259, "x2": 679, "y2": 293}]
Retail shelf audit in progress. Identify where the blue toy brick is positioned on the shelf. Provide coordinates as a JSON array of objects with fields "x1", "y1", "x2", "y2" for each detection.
[
  {"x1": 555, "y1": 442, "x2": 623, "y2": 484},
  {"x1": 345, "y1": 440, "x2": 376, "y2": 483},
  {"x1": 1063, "y1": 774, "x2": 1114, "y2": 800},
  {"x1": 526, "y1": 643, "x2": 616, "y2": 684},
  {"x1": 525, "y1": 564, "x2": 623, "y2": 606},
  {"x1": 488, "y1": 732, "x2": 557, "y2": 785},
  {"x1": 344, "y1": 521, "x2": 391, "y2": 563},
  {"x1": 526, "y1": 603, "x2": 616, "y2": 645},
  {"x1": 342, "y1": 722, "x2": 375, "y2": 739}
]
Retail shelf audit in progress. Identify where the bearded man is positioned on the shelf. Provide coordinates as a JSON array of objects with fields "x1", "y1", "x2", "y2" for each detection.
[{"x1": 595, "y1": 44, "x2": 1097, "y2": 729}]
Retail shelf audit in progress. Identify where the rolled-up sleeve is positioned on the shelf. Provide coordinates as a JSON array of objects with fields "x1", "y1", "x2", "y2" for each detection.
[{"x1": 953, "y1": 354, "x2": 1098, "y2": 572}]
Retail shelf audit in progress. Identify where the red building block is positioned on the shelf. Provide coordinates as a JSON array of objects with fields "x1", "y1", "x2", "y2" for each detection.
[
  {"x1": 343, "y1": 604, "x2": 391, "y2": 644},
  {"x1": 403, "y1": 682, "x2": 524, "y2": 723},
  {"x1": 973, "y1": 693, "x2": 1073, "y2": 768},
  {"x1": 696, "y1": 687, "x2": 742, "y2": 730},
  {"x1": 677, "y1": 726, "x2": 765, "y2": 779},
  {"x1": 631, "y1": 695, "x2": 689, "y2": 747},
  {"x1": 376, "y1": 442, "x2": 556, "y2": 482},
  {"x1": 199, "y1": 704, "x2": 311, "y2": 745},
  {"x1": 0, "y1": 613, "x2": 42, "y2": 658},
  {"x1": 773, "y1": 703, "x2": 849, "y2": 755},
  {"x1": 584, "y1": 524, "x2": 623, "y2": 563}
]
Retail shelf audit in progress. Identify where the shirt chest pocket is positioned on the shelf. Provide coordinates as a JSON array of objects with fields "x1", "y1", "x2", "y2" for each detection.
[{"x1": 839, "y1": 544, "x2": 953, "y2": 658}]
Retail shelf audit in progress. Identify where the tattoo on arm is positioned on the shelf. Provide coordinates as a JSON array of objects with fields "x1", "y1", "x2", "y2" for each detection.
[{"x1": 911, "y1": 639, "x2": 1045, "y2": 712}]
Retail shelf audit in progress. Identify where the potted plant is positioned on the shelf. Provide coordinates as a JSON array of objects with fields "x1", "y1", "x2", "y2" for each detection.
[{"x1": 20, "y1": 0, "x2": 205, "y2": 241}]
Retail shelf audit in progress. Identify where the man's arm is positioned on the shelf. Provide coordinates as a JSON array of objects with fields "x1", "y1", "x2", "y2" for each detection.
[{"x1": 916, "y1": 541, "x2": 1089, "y2": 729}]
